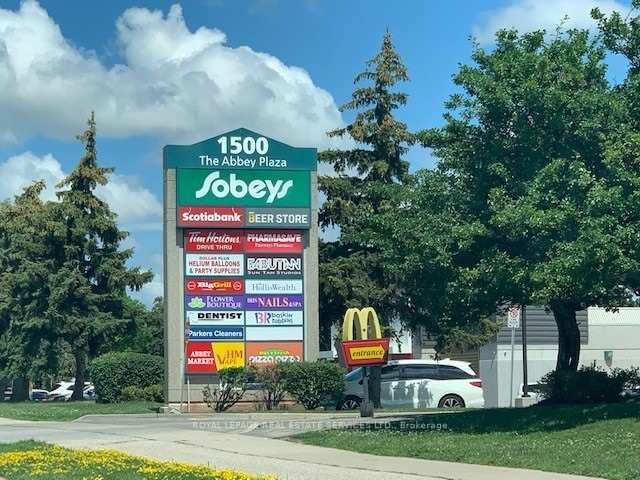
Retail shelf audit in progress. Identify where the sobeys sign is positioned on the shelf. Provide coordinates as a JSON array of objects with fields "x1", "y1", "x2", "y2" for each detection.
[{"x1": 177, "y1": 169, "x2": 310, "y2": 207}]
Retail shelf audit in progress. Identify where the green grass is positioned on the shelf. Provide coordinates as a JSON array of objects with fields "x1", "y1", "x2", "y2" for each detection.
[
  {"x1": 0, "y1": 400, "x2": 160, "y2": 421},
  {"x1": 295, "y1": 402, "x2": 640, "y2": 480},
  {"x1": 0, "y1": 441, "x2": 272, "y2": 479}
]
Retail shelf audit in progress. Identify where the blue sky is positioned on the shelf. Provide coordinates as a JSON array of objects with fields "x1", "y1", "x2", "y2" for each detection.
[{"x1": 0, "y1": 0, "x2": 632, "y2": 304}]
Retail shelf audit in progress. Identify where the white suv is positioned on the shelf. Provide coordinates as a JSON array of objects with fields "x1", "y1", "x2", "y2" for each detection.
[{"x1": 340, "y1": 359, "x2": 484, "y2": 410}]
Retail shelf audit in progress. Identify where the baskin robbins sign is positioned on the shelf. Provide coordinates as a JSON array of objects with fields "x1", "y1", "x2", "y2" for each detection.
[{"x1": 163, "y1": 128, "x2": 317, "y2": 389}]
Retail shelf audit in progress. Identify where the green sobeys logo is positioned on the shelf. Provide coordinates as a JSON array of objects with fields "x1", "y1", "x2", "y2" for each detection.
[
  {"x1": 195, "y1": 172, "x2": 292, "y2": 204},
  {"x1": 177, "y1": 169, "x2": 310, "y2": 207}
]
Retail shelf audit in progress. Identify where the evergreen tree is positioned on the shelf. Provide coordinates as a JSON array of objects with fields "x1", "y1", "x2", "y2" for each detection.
[
  {"x1": 319, "y1": 32, "x2": 414, "y2": 405},
  {"x1": 0, "y1": 183, "x2": 61, "y2": 400},
  {"x1": 50, "y1": 113, "x2": 152, "y2": 399}
]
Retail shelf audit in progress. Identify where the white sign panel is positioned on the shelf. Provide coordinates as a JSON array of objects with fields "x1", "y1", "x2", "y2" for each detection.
[
  {"x1": 246, "y1": 326, "x2": 304, "y2": 341},
  {"x1": 186, "y1": 310, "x2": 245, "y2": 326},
  {"x1": 507, "y1": 307, "x2": 521, "y2": 329},
  {"x1": 245, "y1": 279, "x2": 303, "y2": 294},
  {"x1": 245, "y1": 310, "x2": 304, "y2": 326},
  {"x1": 185, "y1": 253, "x2": 244, "y2": 276}
]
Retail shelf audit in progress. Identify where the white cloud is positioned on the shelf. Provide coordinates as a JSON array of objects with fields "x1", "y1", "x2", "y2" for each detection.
[
  {"x1": 473, "y1": 0, "x2": 629, "y2": 44},
  {"x1": 0, "y1": 1, "x2": 345, "y2": 147},
  {"x1": 0, "y1": 151, "x2": 162, "y2": 230}
]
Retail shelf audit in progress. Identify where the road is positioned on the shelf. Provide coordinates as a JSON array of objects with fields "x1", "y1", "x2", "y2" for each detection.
[{"x1": 0, "y1": 412, "x2": 604, "y2": 480}]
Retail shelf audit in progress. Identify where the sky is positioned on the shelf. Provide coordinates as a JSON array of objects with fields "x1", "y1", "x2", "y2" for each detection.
[{"x1": 0, "y1": 0, "x2": 633, "y2": 305}]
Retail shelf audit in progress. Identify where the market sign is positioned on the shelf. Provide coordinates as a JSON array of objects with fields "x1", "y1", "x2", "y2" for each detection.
[
  {"x1": 177, "y1": 169, "x2": 310, "y2": 208},
  {"x1": 185, "y1": 341, "x2": 245, "y2": 374}
]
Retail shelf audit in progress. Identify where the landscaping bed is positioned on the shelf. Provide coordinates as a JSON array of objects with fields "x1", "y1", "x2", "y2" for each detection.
[{"x1": 0, "y1": 441, "x2": 274, "y2": 480}]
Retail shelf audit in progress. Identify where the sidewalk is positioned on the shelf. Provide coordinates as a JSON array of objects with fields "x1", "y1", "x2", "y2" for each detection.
[{"x1": 0, "y1": 416, "x2": 604, "y2": 480}]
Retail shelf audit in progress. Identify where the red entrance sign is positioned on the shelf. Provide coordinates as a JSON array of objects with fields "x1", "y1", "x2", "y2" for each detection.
[
  {"x1": 245, "y1": 230, "x2": 303, "y2": 254},
  {"x1": 184, "y1": 230, "x2": 244, "y2": 252},
  {"x1": 185, "y1": 278, "x2": 244, "y2": 294},
  {"x1": 178, "y1": 206, "x2": 244, "y2": 227},
  {"x1": 340, "y1": 338, "x2": 390, "y2": 368}
]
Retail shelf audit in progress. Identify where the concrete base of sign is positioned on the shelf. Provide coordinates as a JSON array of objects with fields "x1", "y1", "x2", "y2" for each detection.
[{"x1": 514, "y1": 396, "x2": 537, "y2": 408}]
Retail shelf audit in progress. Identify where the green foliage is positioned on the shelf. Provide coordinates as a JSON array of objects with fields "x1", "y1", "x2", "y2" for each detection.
[
  {"x1": 202, "y1": 367, "x2": 252, "y2": 412},
  {"x1": 254, "y1": 363, "x2": 287, "y2": 410},
  {"x1": 111, "y1": 296, "x2": 164, "y2": 357},
  {"x1": 0, "y1": 184, "x2": 62, "y2": 398},
  {"x1": 89, "y1": 352, "x2": 163, "y2": 403},
  {"x1": 538, "y1": 365, "x2": 636, "y2": 404},
  {"x1": 281, "y1": 361, "x2": 345, "y2": 410},
  {"x1": 119, "y1": 384, "x2": 164, "y2": 403}
]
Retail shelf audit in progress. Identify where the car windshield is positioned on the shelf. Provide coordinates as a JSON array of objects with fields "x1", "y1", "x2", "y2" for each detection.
[{"x1": 345, "y1": 368, "x2": 363, "y2": 381}]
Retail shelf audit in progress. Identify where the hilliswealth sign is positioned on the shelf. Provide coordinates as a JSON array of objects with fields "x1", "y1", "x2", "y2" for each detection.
[{"x1": 163, "y1": 128, "x2": 318, "y2": 403}]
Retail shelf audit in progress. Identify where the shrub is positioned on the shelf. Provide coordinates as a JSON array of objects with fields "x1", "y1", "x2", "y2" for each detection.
[
  {"x1": 539, "y1": 365, "x2": 630, "y2": 404},
  {"x1": 281, "y1": 361, "x2": 345, "y2": 410},
  {"x1": 119, "y1": 384, "x2": 164, "y2": 403},
  {"x1": 255, "y1": 363, "x2": 287, "y2": 410},
  {"x1": 90, "y1": 352, "x2": 163, "y2": 403},
  {"x1": 203, "y1": 367, "x2": 252, "y2": 412}
]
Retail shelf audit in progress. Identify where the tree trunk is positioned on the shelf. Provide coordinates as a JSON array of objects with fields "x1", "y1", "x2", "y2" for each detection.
[
  {"x1": 71, "y1": 350, "x2": 87, "y2": 401},
  {"x1": 368, "y1": 365, "x2": 382, "y2": 408},
  {"x1": 10, "y1": 376, "x2": 29, "y2": 402},
  {"x1": 550, "y1": 300, "x2": 581, "y2": 371}
]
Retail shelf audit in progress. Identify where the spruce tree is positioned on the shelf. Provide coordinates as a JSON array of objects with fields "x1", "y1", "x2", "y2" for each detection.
[
  {"x1": 0, "y1": 183, "x2": 60, "y2": 400},
  {"x1": 319, "y1": 32, "x2": 414, "y2": 405},
  {"x1": 51, "y1": 113, "x2": 152, "y2": 399}
]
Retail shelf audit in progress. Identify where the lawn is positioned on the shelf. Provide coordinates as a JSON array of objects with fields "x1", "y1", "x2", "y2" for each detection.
[
  {"x1": 0, "y1": 441, "x2": 274, "y2": 479},
  {"x1": 0, "y1": 400, "x2": 160, "y2": 421},
  {"x1": 296, "y1": 402, "x2": 640, "y2": 480}
]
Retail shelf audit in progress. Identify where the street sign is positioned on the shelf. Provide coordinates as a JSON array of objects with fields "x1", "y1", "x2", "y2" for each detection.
[{"x1": 507, "y1": 307, "x2": 521, "y2": 329}]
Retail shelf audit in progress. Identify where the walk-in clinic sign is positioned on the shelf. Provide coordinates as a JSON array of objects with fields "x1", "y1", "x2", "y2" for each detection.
[{"x1": 163, "y1": 128, "x2": 318, "y2": 402}]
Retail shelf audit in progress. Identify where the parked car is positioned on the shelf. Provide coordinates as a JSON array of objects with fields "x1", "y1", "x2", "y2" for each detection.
[
  {"x1": 29, "y1": 389, "x2": 49, "y2": 401},
  {"x1": 339, "y1": 359, "x2": 484, "y2": 410},
  {"x1": 48, "y1": 381, "x2": 95, "y2": 401}
]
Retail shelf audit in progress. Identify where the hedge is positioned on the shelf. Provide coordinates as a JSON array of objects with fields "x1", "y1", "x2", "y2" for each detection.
[{"x1": 90, "y1": 352, "x2": 163, "y2": 403}]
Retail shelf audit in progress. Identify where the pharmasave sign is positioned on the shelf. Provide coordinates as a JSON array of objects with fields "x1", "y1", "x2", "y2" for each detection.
[{"x1": 164, "y1": 128, "x2": 318, "y2": 396}]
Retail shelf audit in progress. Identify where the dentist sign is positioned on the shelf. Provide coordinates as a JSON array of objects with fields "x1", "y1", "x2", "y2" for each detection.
[{"x1": 163, "y1": 128, "x2": 319, "y2": 404}]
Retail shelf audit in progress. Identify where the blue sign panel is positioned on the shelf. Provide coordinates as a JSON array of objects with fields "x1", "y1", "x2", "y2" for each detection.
[{"x1": 187, "y1": 326, "x2": 244, "y2": 341}]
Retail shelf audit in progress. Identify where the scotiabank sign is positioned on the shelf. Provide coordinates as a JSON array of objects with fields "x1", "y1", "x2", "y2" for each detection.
[
  {"x1": 185, "y1": 278, "x2": 244, "y2": 294},
  {"x1": 178, "y1": 206, "x2": 243, "y2": 227},
  {"x1": 184, "y1": 230, "x2": 244, "y2": 252},
  {"x1": 245, "y1": 230, "x2": 303, "y2": 253}
]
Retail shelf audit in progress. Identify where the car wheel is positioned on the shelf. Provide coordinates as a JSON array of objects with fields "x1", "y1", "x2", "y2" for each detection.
[
  {"x1": 340, "y1": 396, "x2": 361, "y2": 410},
  {"x1": 438, "y1": 394, "x2": 465, "y2": 408}
]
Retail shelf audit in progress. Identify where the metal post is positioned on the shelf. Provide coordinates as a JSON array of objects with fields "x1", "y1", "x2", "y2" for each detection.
[
  {"x1": 521, "y1": 305, "x2": 529, "y2": 397},
  {"x1": 509, "y1": 325, "x2": 516, "y2": 407},
  {"x1": 360, "y1": 367, "x2": 374, "y2": 417}
]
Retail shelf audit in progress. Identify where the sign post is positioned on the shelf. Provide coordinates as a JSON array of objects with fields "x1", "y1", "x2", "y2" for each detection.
[
  {"x1": 163, "y1": 128, "x2": 318, "y2": 404},
  {"x1": 507, "y1": 306, "x2": 521, "y2": 408},
  {"x1": 338, "y1": 307, "x2": 390, "y2": 417}
]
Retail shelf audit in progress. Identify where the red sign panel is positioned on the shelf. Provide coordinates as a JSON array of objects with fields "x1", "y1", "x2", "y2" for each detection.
[
  {"x1": 178, "y1": 206, "x2": 244, "y2": 227},
  {"x1": 184, "y1": 230, "x2": 244, "y2": 252},
  {"x1": 185, "y1": 278, "x2": 244, "y2": 294},
  {"x1": 340, "y1": 338, "x2": 390, "y2": 368},
  {"x1": 186, "y1": 342, "x2": 216, "y2": 374},
  {"x1": 245, "y1": 230, "x2": 303, "y2": 254}
]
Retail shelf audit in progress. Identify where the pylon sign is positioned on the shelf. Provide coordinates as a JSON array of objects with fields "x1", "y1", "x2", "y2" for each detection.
[
  {"x1": 339, "y1": 307, "x2": 390, "y2": 368},
  {"x1": 163, "y1": 128, "x2": 319, "y2": 402}
]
